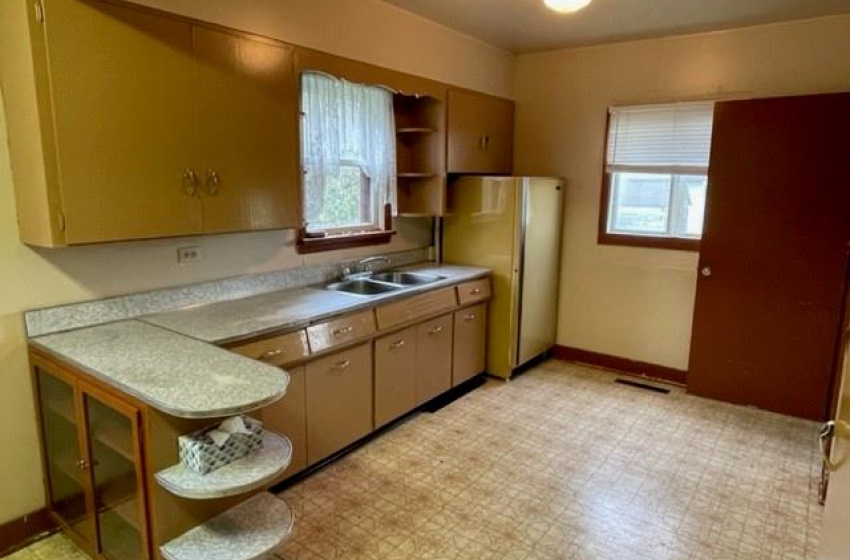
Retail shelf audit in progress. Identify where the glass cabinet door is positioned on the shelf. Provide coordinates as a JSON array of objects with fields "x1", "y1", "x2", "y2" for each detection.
[
  {"x1": 35, "y1": 367, "x2": 95, "y2": 548},
  {"x1": 83, "y1": 389, "x2": 147, "y2": 560}
]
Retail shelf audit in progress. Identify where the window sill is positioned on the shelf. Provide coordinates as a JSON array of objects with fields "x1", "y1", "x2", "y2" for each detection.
[
  {"x1": 296, "y1": 229, "x2": 396, "y2": 254},
  {"x1": 598, "y1": 231, "x2": 700, "y2": 252}
]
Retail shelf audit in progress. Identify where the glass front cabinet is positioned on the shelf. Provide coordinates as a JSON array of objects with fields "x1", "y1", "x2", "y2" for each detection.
[{"x1": 33, "y1": 355, "x2": 150, "y2": 560}]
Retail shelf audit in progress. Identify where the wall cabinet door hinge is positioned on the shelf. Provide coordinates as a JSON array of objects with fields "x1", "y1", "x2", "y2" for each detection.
[{"x1": 34, "y1": 1, "x2": 45, "y2": 23}]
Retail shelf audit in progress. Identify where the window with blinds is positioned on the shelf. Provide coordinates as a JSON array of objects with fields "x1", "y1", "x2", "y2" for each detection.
[{"x1": 602, "y1": 102, "x2": 715, "y2": 248}]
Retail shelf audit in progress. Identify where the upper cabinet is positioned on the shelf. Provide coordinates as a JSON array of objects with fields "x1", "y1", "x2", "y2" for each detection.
[
  {"x1": 446, "y1": 89, "x2": 515, "y2": 175},
  {"x1": 192, "y1": 27, "x2": 300, "y2": 234},
  {"x1": 0, "y1": 0, "x2": 300, "y2": 247}
]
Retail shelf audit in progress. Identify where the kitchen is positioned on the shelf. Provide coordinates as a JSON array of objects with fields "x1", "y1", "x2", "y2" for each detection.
[{"x1": 1, "y1": 0, "x2": 850, "y2": 559}]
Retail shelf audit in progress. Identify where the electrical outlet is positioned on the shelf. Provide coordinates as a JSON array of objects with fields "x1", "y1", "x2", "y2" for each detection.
[{"x1": 177, "y1": 246, "x2": 202, "y2": 264}]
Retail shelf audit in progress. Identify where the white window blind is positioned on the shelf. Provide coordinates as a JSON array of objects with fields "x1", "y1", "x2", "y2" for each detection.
[{"x1": 606, "y1": 102, "x2": 715, "y2": 176}]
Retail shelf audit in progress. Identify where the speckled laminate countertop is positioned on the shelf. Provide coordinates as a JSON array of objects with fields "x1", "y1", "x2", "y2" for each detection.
[
  {"x1": 30, "y1": 263, "x2": 488, "y2": 419},
  {"x1": 142, "y1": 264, "x2": 489, "y2": 344},
  {"x1": 31, "y1": 321, "x2": 289, "y2": 419}
]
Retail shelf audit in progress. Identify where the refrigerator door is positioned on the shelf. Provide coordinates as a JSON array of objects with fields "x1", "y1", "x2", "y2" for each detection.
[
  {"x1": 443, "y1": 176, "x2": 522, "y2": 378},
  {"x1": 516, "y1": 177, "x2": 564, "y2": 366}
]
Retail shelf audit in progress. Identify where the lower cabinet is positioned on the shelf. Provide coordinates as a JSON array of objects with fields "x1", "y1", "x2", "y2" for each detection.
[
  {"x1": 305, "y1": 343, "x2": 373, "y2": 464},
  {"x1": 374, "y1": 327, "x2": 417, "y2": 428},
  {"x1": 260, "y1": 366, "x2": 307, "y2": 479},
  {"x1": 415, "y1": 314, "x2": 454, "y2": 405},
  {"x1": 453, "y1": 303, "x2": 488, "y2": 386},
  {"x1": 33, "y1": 358, "x2": 149, "y2": 560}
]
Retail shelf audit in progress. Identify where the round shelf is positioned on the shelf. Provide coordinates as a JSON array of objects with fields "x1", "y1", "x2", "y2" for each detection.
[
  {"x1": 155, "y1": 430, "x2": 292, "y2": 500},
  {"x1": 160, "y1": 492, "x2": 293, "y2": 560}
]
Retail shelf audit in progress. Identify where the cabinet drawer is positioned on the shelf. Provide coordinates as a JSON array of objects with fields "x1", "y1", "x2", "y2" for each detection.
[
  {"x1": 376, "y1": 287, "x2": 457, "y2": 330},
  {"x1": 229, "y1": 330, "x2": 309, "y2": 366},
  {"x1": 457, "y1": 278, "x2": 491, "y2": 305},
  {"x1": 305, "y1": 344, "x2": 373, "y2": 464},
  {"x1": 307, "y1": 310, "x2": 376, "y2": 353}
]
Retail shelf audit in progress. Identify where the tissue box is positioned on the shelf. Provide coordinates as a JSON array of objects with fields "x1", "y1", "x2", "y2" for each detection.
[{"x1": 178, "y1": 416, "x2": 263, "y2": 475}]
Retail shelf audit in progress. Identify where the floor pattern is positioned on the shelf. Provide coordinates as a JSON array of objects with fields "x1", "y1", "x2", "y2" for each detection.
[{"x1": 4, "y1": 361, "x2": 824, "y2": 560}]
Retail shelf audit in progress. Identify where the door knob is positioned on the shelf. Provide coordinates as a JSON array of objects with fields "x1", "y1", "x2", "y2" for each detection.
[{"x1": 700, "y1": 266, "x2": 712, "y2": 277}]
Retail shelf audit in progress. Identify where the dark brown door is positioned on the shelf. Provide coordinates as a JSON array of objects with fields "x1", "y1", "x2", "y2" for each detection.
[{"x1": 688, "y1": 92, "x2": 850, "y2": 421}]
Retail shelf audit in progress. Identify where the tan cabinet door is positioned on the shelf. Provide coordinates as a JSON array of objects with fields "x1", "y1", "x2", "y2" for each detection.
[
  {"x1": 453, "y1": 304, "x2": 488, "y2": 386},
  {"x1": 374, "y1": 327, "x2": 417, "y2": 428},
  {"x1": 305, "y1": 344, "x2": 373, "y2": 464},
  {"x1": 46, "y1": 0, "x2": 202, "y2": 243},
  {"x1": 193, "y1": 27, "x2": 301, "y2": 233},
  {"x1": 447, "y1": 89, "x2": 514, "y2": 174},
  {"x1": 415, "y1": 314, "x2": 453, "y2": 405},
  {"x1": 260, "y1": 366, "x2": 306, "y2": 480}
]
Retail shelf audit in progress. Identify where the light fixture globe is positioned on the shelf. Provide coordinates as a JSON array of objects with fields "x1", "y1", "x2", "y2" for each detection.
[{"x1": 544, "y1": 0, "x2": 592, "y2": 13}]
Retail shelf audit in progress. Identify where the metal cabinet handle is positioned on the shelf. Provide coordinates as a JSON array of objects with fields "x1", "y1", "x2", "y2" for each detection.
[
  {"x1": 207, "y1": 169, "x2": 221, "y2": 195},
  {"x1": 470, "y1": 288, "x2": 482, "y2": 295},
  {"x1": 258, "y1": 349, "x2": 283, "y2": 361},
  {"x1": 332, "y1": 325, "x2": 354, "y2": 337},
  {"x1": 331, "y1": 359, "x2": 351, "y2": 371},
  {"x1": 390, "y1": 339, "x2": 406, "y2": 349},
  {"x1": 428, "y1": 326, "x2": 444, "y2": 335},
  {"x1": 182, "y1": 168, "x2": 198, "y2": 196},
  {"x1": 464, "y1": 313, "x2": 476, "y2": 322}
]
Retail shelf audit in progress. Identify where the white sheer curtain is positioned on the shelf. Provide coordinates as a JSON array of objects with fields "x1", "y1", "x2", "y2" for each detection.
[{"x1": 301, "y1": 72, "x2": 397, "y2": 230}]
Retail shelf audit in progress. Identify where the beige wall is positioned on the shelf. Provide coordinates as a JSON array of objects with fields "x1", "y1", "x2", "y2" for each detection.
[
  {"x1": 0, "y1": 0, "x2": 513, "y2": 524},
  {"x1": 514, "y1": 15, "x2": 850, "y2": 371}
]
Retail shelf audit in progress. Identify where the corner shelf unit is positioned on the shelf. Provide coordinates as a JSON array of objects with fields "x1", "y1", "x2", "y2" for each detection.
[
  {"x1": 155, "y1": 430, "x2": 292, "y2": 500},
  {"x1": 393, "y1": 94, "x2": 446, "y2": 217}
]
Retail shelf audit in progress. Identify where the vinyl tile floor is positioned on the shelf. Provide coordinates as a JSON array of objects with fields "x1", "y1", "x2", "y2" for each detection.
[{"x1": 5, "y1": 361, "x2": 824, "y2": 560}]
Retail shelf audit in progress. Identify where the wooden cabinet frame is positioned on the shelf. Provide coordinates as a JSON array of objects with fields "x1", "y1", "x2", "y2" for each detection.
[{"x1": 31, "y1": 352, "x2": 151, "y2": 560}]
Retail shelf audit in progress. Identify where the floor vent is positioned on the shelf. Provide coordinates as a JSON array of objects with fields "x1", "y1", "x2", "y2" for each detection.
[{"x1": 614, "y1": 378, "x2": 671, "y2": 394}]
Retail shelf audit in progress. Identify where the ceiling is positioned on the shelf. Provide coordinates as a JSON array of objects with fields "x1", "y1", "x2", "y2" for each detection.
[{"x1": 378, "y1": 0, "x2": 850, "y2": 53}]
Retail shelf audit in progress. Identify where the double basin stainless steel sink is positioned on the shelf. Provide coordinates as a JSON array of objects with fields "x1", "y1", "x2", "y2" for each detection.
[{"x1": 325, "y1": 271, "x2": 445, "y2": 297}]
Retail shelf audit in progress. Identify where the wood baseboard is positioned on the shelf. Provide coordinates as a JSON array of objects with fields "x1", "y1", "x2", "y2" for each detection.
[
  {"x1": 552, "y1": 345, "x2": 687, "y2": 386},
  {"x1": 0, "y1": 508, "x2": 55, "y2": 556}
]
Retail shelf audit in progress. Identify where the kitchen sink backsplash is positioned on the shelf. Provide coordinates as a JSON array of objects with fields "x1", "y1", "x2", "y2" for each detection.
[{"x1": 25, "y1": 248, "x2": 429, "y2": 338}]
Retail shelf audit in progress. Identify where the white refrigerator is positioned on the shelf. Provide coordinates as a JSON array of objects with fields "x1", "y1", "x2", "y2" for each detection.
[{"x1": 442, "y1": 176, "x2": 564, "y2": 379}]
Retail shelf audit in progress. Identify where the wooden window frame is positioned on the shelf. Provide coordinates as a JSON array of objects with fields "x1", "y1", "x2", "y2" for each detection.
[{"x1": 598, "y1": 173, "x2": 701, "y2": 252}]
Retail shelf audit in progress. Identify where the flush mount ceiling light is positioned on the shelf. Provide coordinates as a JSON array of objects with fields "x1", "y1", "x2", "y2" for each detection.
[{"x1": 544, "y1": 0, "x2": 592, "y2": 13}]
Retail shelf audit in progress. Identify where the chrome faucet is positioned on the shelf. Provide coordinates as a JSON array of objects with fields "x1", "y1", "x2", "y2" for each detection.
[
  {"x1": 357, "y1": 255, "x2": 391, "y2": 272},
  {"x1": 341, "y1": 255, "x2": 391, "y2": 279}
]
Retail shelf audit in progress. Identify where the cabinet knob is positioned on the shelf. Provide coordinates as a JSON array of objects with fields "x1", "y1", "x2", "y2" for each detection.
[
  {"x1": 330, "y1": 359, "x2": 351, "y2": 372},
  {"x1": 390, "y1": 339, "x2": 406, "y2": 349},
  {"x1": 207, "y1": 169, "x2": 222, "y2": 196},
  {"x1": 700, "y1": 266, "x2": 712, "y2": 277},
  {"x1": 469, "y1": 288, "x2": 482, "y2": 295},
  {"x1": 428, "y1": 326, "x2": 444, "y2": 335},
  {"x1": 182, "y1": 168, "x2": 198, "y2": 196},
  {"x1": 464, "y1": 313, "x2": 476, "y2": 322}
]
